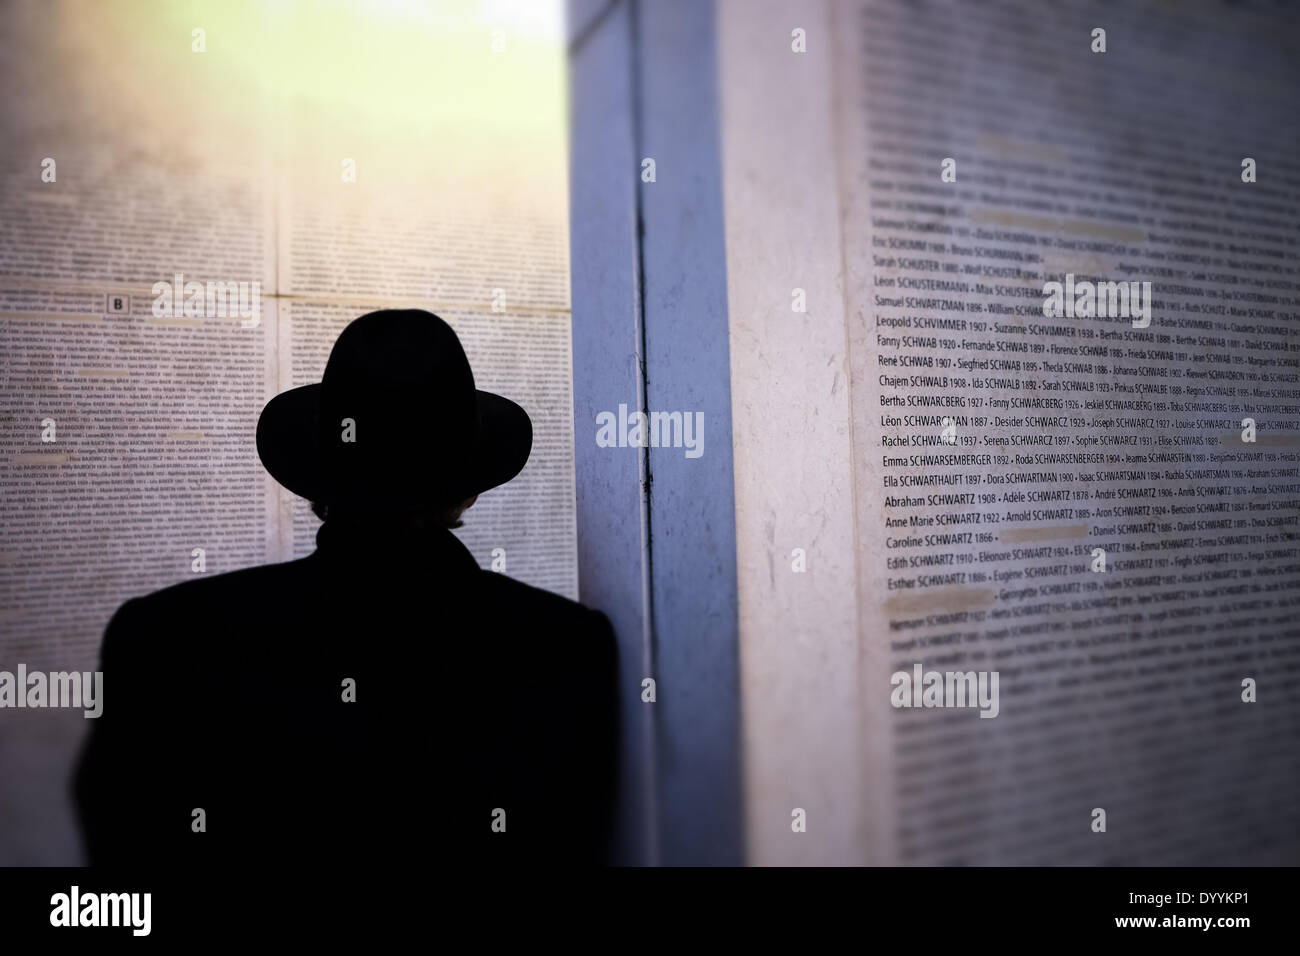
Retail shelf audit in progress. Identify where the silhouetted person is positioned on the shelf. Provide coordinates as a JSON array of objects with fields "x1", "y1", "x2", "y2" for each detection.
[{"x1": 75, "y1": 309, "x2": 619, "y2": 866}]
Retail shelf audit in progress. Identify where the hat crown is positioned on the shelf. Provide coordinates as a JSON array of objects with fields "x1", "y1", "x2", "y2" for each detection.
[{"x1": 316, "y1": 310, "x2": 479, "y2": 498}]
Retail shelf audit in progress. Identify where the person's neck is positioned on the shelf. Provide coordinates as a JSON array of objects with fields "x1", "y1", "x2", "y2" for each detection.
[{"x1": 313, "y1": 514, "x2": 478, "y2": 574}]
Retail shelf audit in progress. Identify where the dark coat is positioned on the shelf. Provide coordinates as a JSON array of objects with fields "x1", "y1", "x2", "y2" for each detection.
[{"x1": 74, "y1": 519, "x2": 619, "y2": 867}]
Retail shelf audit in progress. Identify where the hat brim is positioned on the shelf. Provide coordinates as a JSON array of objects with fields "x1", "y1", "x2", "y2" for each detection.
[{"x1": 256, "y1": 383, "x2": 532, "y2": 505}]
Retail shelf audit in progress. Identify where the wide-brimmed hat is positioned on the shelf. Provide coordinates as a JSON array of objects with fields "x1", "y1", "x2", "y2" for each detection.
[{"x1": 256, "y1": 309, "x2": 531, "y2": 506}]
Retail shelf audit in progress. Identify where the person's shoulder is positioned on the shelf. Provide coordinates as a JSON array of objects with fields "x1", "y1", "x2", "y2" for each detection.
[
  {"x1": 468, "y1": 571, "x2": 617, "y2": 691},
  {"x1": 99, "y1": 558, "x2": 315, "y2": 659},
  {"x1": 136, "y1": 556, "x2": 311, "y2": 605},
  {"x1": 473, "y1": 570, "x2": 614, "y2": 639}
]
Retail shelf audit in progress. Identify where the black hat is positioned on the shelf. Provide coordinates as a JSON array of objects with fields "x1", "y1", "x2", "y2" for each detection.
[{"x1": 256, "y1": 309, "x2": 532, "y2": 506}]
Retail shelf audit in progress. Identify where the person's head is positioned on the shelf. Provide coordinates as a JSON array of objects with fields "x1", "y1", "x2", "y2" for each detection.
[
  {"x1": 310, "y1": 495, "x2": 479, "y2": 530},
  {"x1": 256, "y1": 310, "x2": 532, "y2": 527}
]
